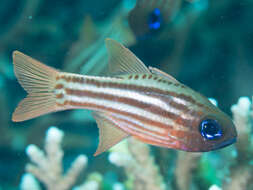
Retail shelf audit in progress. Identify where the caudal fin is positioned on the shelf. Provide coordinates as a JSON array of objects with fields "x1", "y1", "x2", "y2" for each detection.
[{"x1": 12, "y1": 51, "x2": 61, "y2": 122}]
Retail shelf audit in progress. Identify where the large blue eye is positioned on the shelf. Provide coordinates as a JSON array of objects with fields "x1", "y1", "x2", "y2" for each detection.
[
  {"x1": 148, "y1": 8, "x2": 162, "y2": 30},
  {"x1": 199, "y1": 119, "x2": 222, "y2": 140}
]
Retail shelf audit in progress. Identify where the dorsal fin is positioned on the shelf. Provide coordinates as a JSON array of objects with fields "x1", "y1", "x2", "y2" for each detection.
[
  {"x1": 149, "y1": 66, "x2": 179, "y2": 83},
  {"x1": 92, "y1": 112, "x2": 129, "y2": 156},
  {"x1": 105, "y1": 38, "x2": 150, "y2": 75},
  {"x1": 80, "y1": 15, "x2": 97, "y2": 45}
]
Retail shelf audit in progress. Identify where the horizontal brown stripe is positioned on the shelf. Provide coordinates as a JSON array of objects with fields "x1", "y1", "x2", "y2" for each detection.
[
  {"x1": 58, "y1": 100, "x2": 186, "y2": 146},
  {"x1": 111, "y1": 116, "x2": 180, "y2": 146},
  {"x1": 55, "y1": 84, "x2": 64, "y2": 89},
  {"x1": 60, "y1": 75, "x2": 190, "y2": 96},
  {"x1": 56, "y1": 75, "x2": 85, "y2": 83},
  {"x1": 83, "y1": 78, "x2": 207, "y2": 109},
  {"x1": 58, "y1": 74, "x2": 208, "y2": 110},
  {"x1": 56, "y1": 93, "x2": 64, "y2": 99},
  {"x1": 107, "y1": 114, "x2": 167, "y2": 137},
  {"x1": 111, "y1": 115, "x2": 191, "y2": 146},
  {"x1": 64, "y1": 88, "x2": 199, "y2": 130},
  {"x1": 58, "y1": 100, "x2": 177, "y2": 130},
  {"x1": 133, "y1": 134, "x2": 174, "y2": 148}
]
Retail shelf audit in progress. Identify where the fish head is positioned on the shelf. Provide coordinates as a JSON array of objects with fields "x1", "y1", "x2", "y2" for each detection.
[
  {"x1": 128, "y1": 0, "x2": 181, "y2": 38},
  {"x1": 180, "y1": 103, "x2": 237, "y2": 152}
]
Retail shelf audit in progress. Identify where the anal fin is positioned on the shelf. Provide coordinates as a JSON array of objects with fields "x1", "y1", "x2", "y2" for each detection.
[{"x1": 92, "y1": 112, "x2": 129, "y2": 156}]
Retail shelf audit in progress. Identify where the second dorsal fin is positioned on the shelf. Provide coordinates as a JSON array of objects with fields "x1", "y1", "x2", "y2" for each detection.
[
  {"x1": 105, "y1": 38, "x2": 150, "y2": 75},
  {"x1": 149, "y1": 66, "x2": 179, "y2": 83}
]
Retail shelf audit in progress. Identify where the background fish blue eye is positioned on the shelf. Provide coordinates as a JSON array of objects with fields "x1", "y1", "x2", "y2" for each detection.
[
  {"x1": 148, "y1": 8, "x2": 162, "y2": 30},
  {"x1": 199, "y1": 119, "x2": 223, "y2": 140}
]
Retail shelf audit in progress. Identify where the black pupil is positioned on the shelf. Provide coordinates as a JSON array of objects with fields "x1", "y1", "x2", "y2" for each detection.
[
  {"x1": 150, "y1": 13, "x2": 159, "y2": 23},
  {"x1": 199, "y1": 119, "x2": 222, "y2": 140},
  {"x1": 148, "y1": 8, "x2": 162, "y2": 30}
]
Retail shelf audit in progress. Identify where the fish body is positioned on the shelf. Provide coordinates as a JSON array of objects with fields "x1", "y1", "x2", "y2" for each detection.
[{"x1": 12, "y1": 39, "x2": 237, "y2": 155}]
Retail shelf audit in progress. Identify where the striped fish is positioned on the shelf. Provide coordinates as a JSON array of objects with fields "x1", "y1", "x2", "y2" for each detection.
[{"x1": 12, "y1": 39, "x2": 237, "y2": 155}]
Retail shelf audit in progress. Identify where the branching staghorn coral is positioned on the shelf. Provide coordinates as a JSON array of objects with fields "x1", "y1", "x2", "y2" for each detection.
[
  {"x1": 109, "y1": 137, "x2": 166, "y2": 190},
  {"x1": 231, "y1": 97, "x2": 252, "y2": 159},
  {"x1": 73, "y1": 172, "x2": 102, "y2": 190},
  {"x1": 175, "y1": 152, "x2": 202, "y2": 190},
  {"x1": 223, "y1": 97, "x2": 253, "y2": 190},
  {"x1": 20, "y1": 126, "x2": 101, "y2": 190}
]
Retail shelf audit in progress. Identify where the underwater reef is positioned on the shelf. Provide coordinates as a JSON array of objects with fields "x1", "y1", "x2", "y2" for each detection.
[{"x1": 0, "y1": 0, "x2": 253, "y2": 189}]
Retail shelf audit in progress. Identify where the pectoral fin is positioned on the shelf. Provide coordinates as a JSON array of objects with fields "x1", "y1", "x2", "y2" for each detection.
[{"x1": 92, "y1": 112, "x2": 129, "y2": 156}]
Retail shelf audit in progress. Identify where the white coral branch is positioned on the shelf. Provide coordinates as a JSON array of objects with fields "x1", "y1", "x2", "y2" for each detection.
[
  {"x1": 231, "y1": 97, "x2": 252, "y2": 158},
  {"x1": 109, "y1": 137, "x2": 166, "y2": 190},
  {"x1": 22, "y1": 127, "x2": 88, "y2": 190},
  {"x1": 20, "y1": 173, "x2": 41, "y2": 190},
  {"x1": 175, "y1": 152, "x2": 202, "y2": 190},
  {"x1": 74, "y1": 172, "x2": 102, "y2": 190},
  {"x1": 223, "y1": 97, "x2": 253, "y2": 190}
]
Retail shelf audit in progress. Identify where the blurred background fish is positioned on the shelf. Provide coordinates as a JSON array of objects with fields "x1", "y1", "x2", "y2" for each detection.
[
  {"x1": 128, "y1": 0, "x2": 181, "y2": 39},
  {"x1": 63, "y1": 2, "x2": 136, "y2": 76}
]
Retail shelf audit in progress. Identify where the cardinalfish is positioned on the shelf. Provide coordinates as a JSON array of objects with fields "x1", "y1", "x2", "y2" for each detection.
[
  {"x1": 128, "y1": 0, "x2": 181, "y2": 38},
  {"x1": 12, "y1": 39, "x2": 237, "y2": 155}
]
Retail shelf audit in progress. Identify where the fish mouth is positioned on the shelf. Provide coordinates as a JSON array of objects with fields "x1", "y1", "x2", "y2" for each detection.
[{"x1": 215, "y1": 137, "x2": 237, "y2": 149}]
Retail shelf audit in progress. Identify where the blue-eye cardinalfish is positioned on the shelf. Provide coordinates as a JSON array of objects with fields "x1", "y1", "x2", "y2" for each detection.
[
  {"x1": 128, "y1": 0, "x2": 181, "y2": 37},
  {"x1": 12, "y1": 39, "x2": 237, "y2": 156}
]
